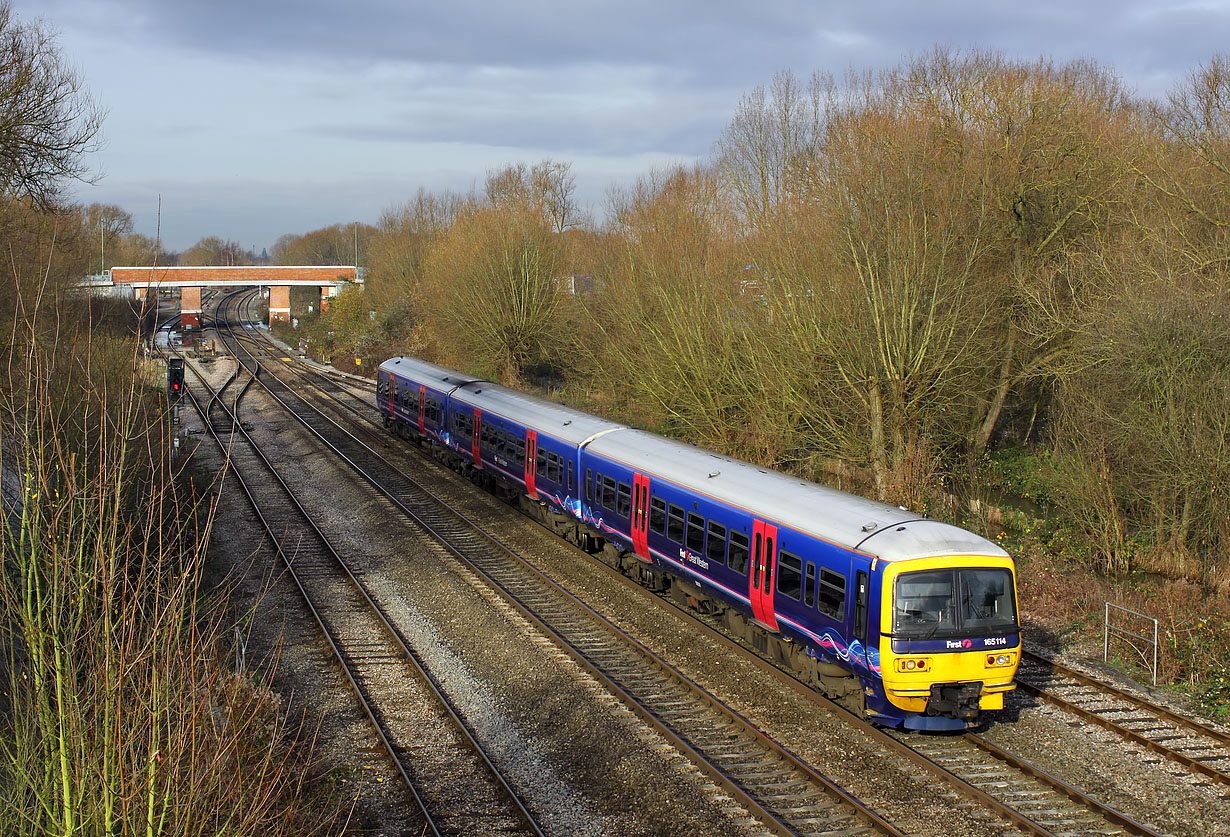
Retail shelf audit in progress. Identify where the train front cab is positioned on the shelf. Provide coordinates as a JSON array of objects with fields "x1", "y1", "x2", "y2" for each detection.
[{"x1": 877, "y1": 555, "x2": 1020, "y2": 730}]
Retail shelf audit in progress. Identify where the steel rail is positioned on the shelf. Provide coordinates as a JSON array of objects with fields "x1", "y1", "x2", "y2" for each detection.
[
  {"x1": 227, "y1": 311, "x2": 1082, "y2": 837},
  {"x1": 1022, "y1": 649, "x2": 1230, "y2": 748},
  {"x1": 196, "y1": 298, "x2": 546, "y2": 837},
  {"x1": 177, "y1": 353, "x2": 442, "y2": 837},
  {"x1": 962, "y1": 733, "x2": 1166, "y2": 837},
  {"x1": 1012, "y1": 675, "x2": 1230, "y2": 787},
  {"x1": 219, "y1": 305, "x2": 905, "y2": 837},
  {"x1": 228, "y1": 295, "x2": 1171, "y2": 837}
]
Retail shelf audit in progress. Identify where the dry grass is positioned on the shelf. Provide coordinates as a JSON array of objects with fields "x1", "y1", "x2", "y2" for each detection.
[{"x1": 0, "y1": 277, "x2": 352, "y2": 834}]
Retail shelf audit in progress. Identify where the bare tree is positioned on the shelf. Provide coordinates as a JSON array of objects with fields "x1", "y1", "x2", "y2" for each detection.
[
  {"x1": 485, "y1": 159, "x2": 578, "y2": 233},
  {"x1": 82, "y1": 203, "x2": 132, "y2": 271},
  {"x1": 714, "y1": 70, "x2": 829, "y2": 234},
  {"x1": 420, "y1": 203, "x2": 567, "y2": 382},
  {"x1": 177, "y1": 236, "x2": 253, "y2": 266},
  {"x1": 0, "y1": 2, "x2": 104, "y2": 208}
]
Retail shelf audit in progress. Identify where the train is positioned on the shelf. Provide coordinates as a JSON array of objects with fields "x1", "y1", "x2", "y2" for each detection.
[{"x1": 376, "y1": 356, "x2": 1020, "y2": 730}]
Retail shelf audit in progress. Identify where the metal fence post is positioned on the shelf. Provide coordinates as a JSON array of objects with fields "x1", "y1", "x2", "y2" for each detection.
[{"x1": 1104, "y1": 602, "x2": 1159, "y2": 685}]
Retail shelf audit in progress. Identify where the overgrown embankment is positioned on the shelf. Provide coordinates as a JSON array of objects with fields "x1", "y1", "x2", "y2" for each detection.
[{"x1": 0, "y1": 277, "x2": 350, "y2": 833}]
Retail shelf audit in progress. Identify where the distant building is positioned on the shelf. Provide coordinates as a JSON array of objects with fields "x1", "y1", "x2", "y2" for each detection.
[{"x1": 560, "y1": 273, "x2": 601, "y2": 296}]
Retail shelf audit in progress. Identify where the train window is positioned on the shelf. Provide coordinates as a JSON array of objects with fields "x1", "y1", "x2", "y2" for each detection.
[
  {"x1": 752, "y1": 532, "x2": 762, "y2": 587},
  {"x1": 617, "y1": 482, "x2": 631, "y2": 517},
  {"x1": 729, "y1": 531, "x2": 750, "y2": 574},
  {"x1": 567, "y1": 461, "x2": 574, "y2": 492},
  {"x1": 818, "y1": 568, "x2": 846, "y2": 620},
  {"x1": 853, "y1": 571, "x2": 868, "y2": 642},
  {"x1": 706, "y1": 520, "x2": 727, "y2": 563},
  {"x1": 763, "y1": 535, "x2": 774, "y2": 593},
  {"x1": 536, "y1": 448, "x2": 547, "y2": 477},
  {"x1": 777, "y1": 551, "x2": 802, "y2": 600},
  {"x1": 649, "y1": 497, "x2": 666, "y2": 534},
  {"x1": 585, "y1": 469, "x2": 593, "y2": 501},
  {"x1": 545, "y1": 452, "x2": 558, "y2": 482},
  {"x1": 667, "y1": 504, "x2": 685, "y2": 543},
  {"x1": 686, "y1": 513, "x2": 706, "y2": 553},
  {"x1": 601, "y1": 476, "x2": 616, "y2": 509},
  {"x1": 804, "y1": 563, "x2": 817, "y2": 608},
  {"x1": 516, "y1": 439, "x2": 525, "y2": 466}
]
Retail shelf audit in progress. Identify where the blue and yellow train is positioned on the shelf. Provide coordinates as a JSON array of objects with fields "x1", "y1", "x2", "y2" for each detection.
[{"x1": 377, "y1": 356, "x2": 1020, "y2": 730}]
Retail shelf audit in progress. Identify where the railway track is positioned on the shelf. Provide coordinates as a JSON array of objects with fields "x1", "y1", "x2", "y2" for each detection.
[
  {"x1": 1015, "y1": 650, "x2": 1230, "y2": 791},
  {"x1": 214, "y1": 294, "x2": 900, "y2": 836},
  {"x1": 175, "y1": 321, "x2": 545, "y2": 837},
  {"x1": 213, "y1": 294, "x2": 1185, "y2": 836}
]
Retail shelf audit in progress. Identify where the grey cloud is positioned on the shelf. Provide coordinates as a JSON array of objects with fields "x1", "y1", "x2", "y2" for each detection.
[
  {"x1": 33, "y1": 0, "x2": 1230, "y2": 97},
  {"x1": 301, "y1": 103, "x2": 721, "y2": 157}
]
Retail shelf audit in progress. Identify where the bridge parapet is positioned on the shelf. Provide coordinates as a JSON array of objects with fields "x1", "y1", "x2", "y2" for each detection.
[
  {"x1": 108, "y1": 265, "x2": 359, "y2": 327},
  {"x1": 110, "y1": 265, "x2": 358, "y2": 287}
]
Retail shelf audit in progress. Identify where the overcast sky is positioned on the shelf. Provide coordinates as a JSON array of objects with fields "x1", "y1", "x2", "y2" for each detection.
[{"x1": 20, "y1": 0, "x2": 1230, "y2": 252}]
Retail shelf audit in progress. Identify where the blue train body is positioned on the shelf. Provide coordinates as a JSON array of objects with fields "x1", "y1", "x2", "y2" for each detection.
[{"x1": 376, "y1": 356, "x2": 1021, "y2": 730}]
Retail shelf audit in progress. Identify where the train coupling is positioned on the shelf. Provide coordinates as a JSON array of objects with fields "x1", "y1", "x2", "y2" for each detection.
[{"x1": 929, "y1": 681, "x2": 983, "y2": 719}]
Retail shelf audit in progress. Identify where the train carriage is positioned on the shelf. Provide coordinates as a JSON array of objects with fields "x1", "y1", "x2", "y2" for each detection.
[
  {"x1": 377, "y1": 357, "x2": 480, "y2": 444},
  {"x1": 449, "y1": 382, "x2": 621, "y2": 524},
  {"x1": 376, "y1": 356, "x2": 1021, "y2": 730}
]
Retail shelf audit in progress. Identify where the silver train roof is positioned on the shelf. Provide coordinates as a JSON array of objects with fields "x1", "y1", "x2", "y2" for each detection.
[
  {"x1": 379, "y1": 356, "x2": 485, "y2": 390},
  {"x1": 380, "y1": 357, "x2": 1008, "y2": 563},
  {"x1": 381, "y1": 357, "x2": 622, "y2": 446},
  {"x1": 583, "y1": 429, "x2": 1007, "y2": 562},
  {"x1": 453, "y1": 381, "x2": 623, "y2": 446}
]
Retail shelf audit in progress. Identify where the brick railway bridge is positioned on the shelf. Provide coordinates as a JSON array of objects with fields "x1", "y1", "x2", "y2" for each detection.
[{"x1": 105, "y1": 265, "x2": 360, "y2": 328}]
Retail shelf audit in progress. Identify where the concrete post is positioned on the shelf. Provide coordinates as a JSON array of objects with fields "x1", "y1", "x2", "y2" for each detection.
[
  {"x1": 269, "y1": 285, "x2": 291, "y2": 325},
  {"x1": 319, "y1": 286, "x2": 331, "y2": 313}
]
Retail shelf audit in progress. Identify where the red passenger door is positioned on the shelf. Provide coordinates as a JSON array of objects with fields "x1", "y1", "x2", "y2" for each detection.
[
  {"x1": 387, "y1": 376, "x2": 395, "y2": 417},
  {"x1": 417, "y1": 385, "x2": 426, "y2": 433},
  {"x1": 750, "y1": 519, "x2": 779, "y2": 631},
  {"x1": 631, "y1": 473, "x2": 651, "y2": 559},
  {"x1": 524, "y1": 429, "x2": 537, "y2": 498},
  {"x1": 472, "y1": 409, "x2": 483, "y2": 469}
]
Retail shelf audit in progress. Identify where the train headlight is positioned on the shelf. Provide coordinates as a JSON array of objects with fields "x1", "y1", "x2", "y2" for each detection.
[
  {"x1": 896, "y1": 658, "x2": 930, "y2": 673},
  {"x1": 985, "y1": 653, "x2": 1014, "y2": 667}
]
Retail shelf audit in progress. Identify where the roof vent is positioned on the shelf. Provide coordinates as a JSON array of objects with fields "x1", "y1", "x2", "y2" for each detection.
[
  {"x1": 708, "y1": 471, "x2": 720, "y2": 478},
  {"x1": 897, "y1": 526, "x2": 906, "y2": 532},
  {"x1": 861, "y1": 522, "x2": 878, "y2": 532},
  {"x1": 563, "y1": 420, "x2": 572, "y2": 426}
]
